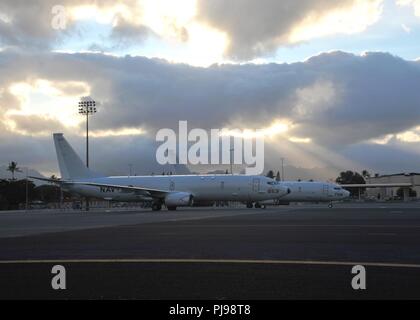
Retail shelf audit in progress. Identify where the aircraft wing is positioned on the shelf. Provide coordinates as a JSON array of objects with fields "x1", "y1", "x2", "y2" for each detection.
[
  {"x1": 340, "y1": 183, "x2": 414, "y2": 188},
  {"x1": 69, "y1": 181, "x2": 170, "y2": 198},
  {"x1": 29, "y1": 176, "x2": 64, "y2": 184},
  {"x1": 29, "y1": 176, "x2": 170, "y2": 198}
]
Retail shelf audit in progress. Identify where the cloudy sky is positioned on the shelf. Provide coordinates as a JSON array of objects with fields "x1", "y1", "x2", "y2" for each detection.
[{"x1": 1, "y1": 0, "x2": 420, "y2": 179}]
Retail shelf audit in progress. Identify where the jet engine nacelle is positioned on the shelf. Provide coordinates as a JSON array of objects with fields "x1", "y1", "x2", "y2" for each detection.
[{"x1": 165, "y1": 192, "x2": 194, "y2": 207}]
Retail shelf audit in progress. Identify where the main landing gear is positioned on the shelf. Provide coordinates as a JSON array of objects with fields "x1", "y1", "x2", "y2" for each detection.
[
  {"x1": 152, "y1": 202, "x2": 177, "y2": 211},
  {"x1": 246, "y1": 202, "x2": 267, "y2": 209}
]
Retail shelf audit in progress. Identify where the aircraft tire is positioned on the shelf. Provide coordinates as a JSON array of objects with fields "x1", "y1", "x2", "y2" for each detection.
[
  {"x1": 152, "y1": 203, "x2": 162, "y2": 211},
  {"x1": 167, "y1": 206, "x2": 177, "y2": 211}
]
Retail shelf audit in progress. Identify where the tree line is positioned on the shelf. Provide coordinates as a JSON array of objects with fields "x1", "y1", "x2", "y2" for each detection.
[
  {"x1": 265, "y1": 170, "x2": 281, "y2": 181},
  {"x1": 0, "y1": 161, "x2": 72, "y2": 210}
]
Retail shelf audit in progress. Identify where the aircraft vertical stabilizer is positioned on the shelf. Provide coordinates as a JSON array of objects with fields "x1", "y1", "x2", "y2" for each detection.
[{"x1": 53, "y1": 133, "x2": 102, "y2": 180}]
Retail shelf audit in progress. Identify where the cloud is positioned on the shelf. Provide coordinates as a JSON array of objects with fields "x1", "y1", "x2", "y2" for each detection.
[
  {"x1": 1, "y1": 49, "x2": 420, "y2": 176},
  {"x1": 0, "y1": 0, "x2": 81, "y2": 49},
  {"x1": 0, "y1": 0, "x2": 385, "y2": 63},
  {"x1": 372, "y1": 126, "x2": 420, "y2": 143},
  {"x1": 5, "y1": 114, "x2": 64, "y2": 136},
  {"x1": 0, "y1": 0, "x2": 147, "y2": 50},
  {"x1": 401, "y1": 23, "x2": 412, "y2": 33},
  {"x1": 0, "y1": 1, "x2": 56, "y2": 48},
  {"x1": 197, "y1": 0, "x2": 383, "y2": 60},
  {"x1": 342, "y1": 140, "x2": 420, "y2": 173},
  {"x1": 0, "y1": 1, "x2": 418, "y2": 177},
  {"x1": 109, "y1": 15, "x2": 155, "y2": 47},
  {"x1": 397, "y1": 0, "x2": 420, "y2": 16},
  {"x1": 2, "y1": 49, "x2": 420, "y2": 144}
]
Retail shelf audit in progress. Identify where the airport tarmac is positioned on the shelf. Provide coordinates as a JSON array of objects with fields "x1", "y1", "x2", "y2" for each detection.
[{"x1": 1, "y1": 203, "x2": 420, "y2": 299}]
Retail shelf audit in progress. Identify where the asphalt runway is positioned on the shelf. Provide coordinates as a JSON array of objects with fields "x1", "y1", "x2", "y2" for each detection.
[{"x1": 1, "y1": 203, "x2": 420, "y2": 299}]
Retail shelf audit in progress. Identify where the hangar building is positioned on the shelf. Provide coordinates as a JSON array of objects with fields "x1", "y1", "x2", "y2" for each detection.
[{"x1": 366, "y1": 173, "x2": 420, "y2": 200}]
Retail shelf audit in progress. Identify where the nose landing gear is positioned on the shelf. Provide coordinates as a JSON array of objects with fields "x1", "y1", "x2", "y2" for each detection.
[{"x1": 328, "y1": 202, "x2": 333, "y2": 208}]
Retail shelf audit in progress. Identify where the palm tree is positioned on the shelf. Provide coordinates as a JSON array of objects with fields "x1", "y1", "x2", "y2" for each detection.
[
  {"x1": 7, "y1": 161, "x2": 21, "y2": 180},
  {"x1": 362, "y1": 170, "x2": 371, "y2": 180},
  {"x1": 266, "y1": 170, "x2": 275, "y2": 179}
]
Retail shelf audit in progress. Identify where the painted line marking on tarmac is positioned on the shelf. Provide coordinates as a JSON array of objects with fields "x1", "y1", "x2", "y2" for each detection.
[
  {"x1": 1, "y1": 259, "x2": 420, "y2": 269},
  {"x1": 158, "y1": 224, "x2": 420, "y2": 228}
]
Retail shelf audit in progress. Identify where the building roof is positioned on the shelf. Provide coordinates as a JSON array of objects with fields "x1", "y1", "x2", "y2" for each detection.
[{"x1": 371, "y1": 173, "x2": 420, "y2": 178}]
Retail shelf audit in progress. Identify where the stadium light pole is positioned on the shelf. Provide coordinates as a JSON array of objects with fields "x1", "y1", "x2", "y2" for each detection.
[
  {"x1": 78, "y1": 98, "x2": 97, "y2": 211},
  {"x1": 78, "y1": 99, "x2": 97, "y2": 167}
]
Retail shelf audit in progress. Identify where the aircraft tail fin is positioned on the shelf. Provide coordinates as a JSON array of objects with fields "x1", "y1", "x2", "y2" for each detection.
[{"x1": 53, "y1": 133, "x2": 103, "y2": 180}]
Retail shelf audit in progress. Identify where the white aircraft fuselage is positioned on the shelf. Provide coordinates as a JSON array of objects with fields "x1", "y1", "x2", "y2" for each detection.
[
  {"x1": 66, "y1": 174, "x2": 288, "y2": 203},
  {"x1": 261, "y1": 180, "x2": 350, "y2": 204}
]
